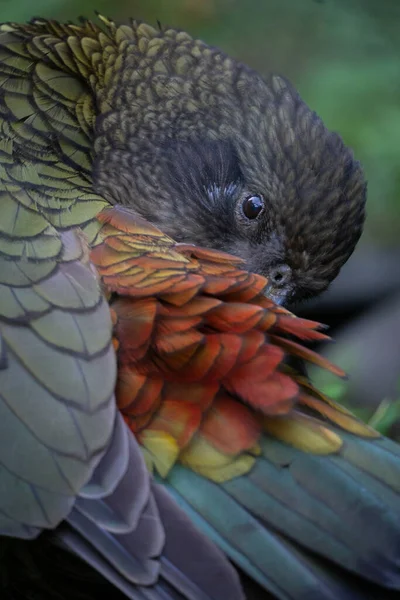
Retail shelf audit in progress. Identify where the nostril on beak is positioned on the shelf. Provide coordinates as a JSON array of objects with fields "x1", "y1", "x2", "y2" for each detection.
[{"x1": 269, "y1": 264, "x2": 292, "y2": 288}]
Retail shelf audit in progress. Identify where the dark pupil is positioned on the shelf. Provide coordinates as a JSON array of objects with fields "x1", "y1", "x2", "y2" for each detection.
[{"x1": 243, "y1": 195, "x2": 263, "y2": 219}]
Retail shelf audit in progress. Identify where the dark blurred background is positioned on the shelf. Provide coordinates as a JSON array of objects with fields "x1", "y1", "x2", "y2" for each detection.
[{"x1": 4, "y1": 0, "x2": 400, "y2": 432}]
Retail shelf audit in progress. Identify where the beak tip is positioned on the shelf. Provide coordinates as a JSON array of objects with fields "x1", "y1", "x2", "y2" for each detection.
[{"x1": 264, "y1": 286, "x2": 287, "y2": 306}]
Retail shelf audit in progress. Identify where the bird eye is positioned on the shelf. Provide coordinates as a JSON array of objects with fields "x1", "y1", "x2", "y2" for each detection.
[{"x1": 242, "y1": 195, "x2": 264, "y2": 220}]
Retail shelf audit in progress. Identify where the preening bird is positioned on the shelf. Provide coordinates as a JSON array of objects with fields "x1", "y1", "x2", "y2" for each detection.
[
  {"x1": 0, "y1": 15, "x2": 399, "y2": 600},
  {"x1": 0, "y1": 15, "x2": 367, "y2": 305}
]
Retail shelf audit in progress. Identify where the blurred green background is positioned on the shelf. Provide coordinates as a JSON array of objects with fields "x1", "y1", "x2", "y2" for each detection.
[{"x1": 3, "y1": 0, "x2": 400, "y2": 432}]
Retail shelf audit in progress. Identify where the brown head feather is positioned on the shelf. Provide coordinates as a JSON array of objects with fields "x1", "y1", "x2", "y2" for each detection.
[{"x1": 88, "y1": 23, "x2": 366, "y2": 304}]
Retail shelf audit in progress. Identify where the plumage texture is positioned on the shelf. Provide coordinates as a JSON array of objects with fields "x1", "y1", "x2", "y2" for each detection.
[
  {"x1": 93, "y1": 205, "x2": 373, "y2": 484},
  {"x1": 0, "y1": 14, "x2": 398, "y2": 600},
  {"x1": 0, "y1": 16, "x2": 366, "y2": 305}
]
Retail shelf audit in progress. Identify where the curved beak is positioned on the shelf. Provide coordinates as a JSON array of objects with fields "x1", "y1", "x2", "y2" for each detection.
[{"x1": 264, "y1": 283, "x2": 289, "y2": 306}]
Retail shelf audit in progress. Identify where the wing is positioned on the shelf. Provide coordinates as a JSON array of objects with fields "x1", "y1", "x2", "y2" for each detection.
[
  {"x1": 0, "y1": 18, "x2": 114, "y2": 539},
  {"x1": 95, "y1": 205, "x2": 400, "y2": 600},
  {"x1": 0, "y1": 20, "x2": 244, "y2": 600},
  {"x1": 0, "y1": 223, "x2": 116, "y2": 538}
]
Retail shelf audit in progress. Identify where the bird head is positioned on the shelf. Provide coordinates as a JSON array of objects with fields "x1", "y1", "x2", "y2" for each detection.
[{"x1": 94, "y1": 34, "x2": 366, "y2": 306}]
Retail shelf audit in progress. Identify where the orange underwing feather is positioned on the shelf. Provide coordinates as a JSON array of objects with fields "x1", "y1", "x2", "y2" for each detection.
[
  {"x1": 274, "y1": 314, "x2": 331, "y2": 341},
  {"x1": 199, "y1": 394, "x2": 262, "y2": 454},
  {"x1": 112, "y1": 297, "x2": 157, "y2": 363},
  {"x1": 91, "y1": 206, "x2": 378, "y2": 480},
  {"x1": 140, "y1": 399, "x2": 204, "y2": 449},
  {"x1": 116, "y1": 369, "x2": 163, "y2": 414},
  {"x1": 269, "y1": 334, "x2": 347, "y2": 378}
]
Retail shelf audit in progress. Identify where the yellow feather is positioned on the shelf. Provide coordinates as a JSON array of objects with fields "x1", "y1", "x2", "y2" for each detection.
[{"x1": 264, "y1": 413, "x2": 343, "y2": 454}]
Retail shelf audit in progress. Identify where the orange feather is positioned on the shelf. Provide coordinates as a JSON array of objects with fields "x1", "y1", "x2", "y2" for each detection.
[{"x1": 91, "y1": 205, "x2": 363, "y2": 477}]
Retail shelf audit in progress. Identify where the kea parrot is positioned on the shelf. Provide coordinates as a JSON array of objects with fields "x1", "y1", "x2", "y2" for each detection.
[{"x1": 0, "y1": 15, "x2": 399, "y2": 600}]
